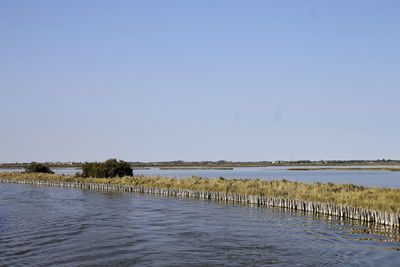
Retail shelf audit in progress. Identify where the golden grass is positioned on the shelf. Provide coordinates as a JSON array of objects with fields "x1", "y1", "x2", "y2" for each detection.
[
  {"x1": 1, "y1": 172, "x2": 400, "y2": 214},
  {"x1": 289, "y1": 167, "x2": 400, "y2": 171}
]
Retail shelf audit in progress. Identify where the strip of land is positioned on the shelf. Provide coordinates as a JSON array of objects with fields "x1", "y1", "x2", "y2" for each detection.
[
  {"x1": 289, "y1": 167, "x2": 400, "y2": 172},
  {"x1": 1, "y1": 172, "x2": 399, "y2": 214},
  {"x1": 2, "y1": 160, "x2": 400, "y2": 169}
]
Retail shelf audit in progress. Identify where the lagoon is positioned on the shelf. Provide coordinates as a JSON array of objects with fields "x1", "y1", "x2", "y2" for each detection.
[
  {"x1": 0, "y1": 183, "x2": 399, "y2": 266},
  {"x1": 133, "y1": 166, "x2": 400, "y2": 188}
]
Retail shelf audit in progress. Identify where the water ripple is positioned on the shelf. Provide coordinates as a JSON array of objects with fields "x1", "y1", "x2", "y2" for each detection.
[{"x1": 0, "y1": 183, "x2": 399, "y2": 266}]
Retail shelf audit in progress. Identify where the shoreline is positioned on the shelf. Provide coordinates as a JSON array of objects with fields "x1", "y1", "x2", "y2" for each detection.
[
  {"x1": 2, "y1": 162, "x2": 400, "y2": 169},
  {"x1": 1, "y1": 173, "x2": 399, "y2": 227}
]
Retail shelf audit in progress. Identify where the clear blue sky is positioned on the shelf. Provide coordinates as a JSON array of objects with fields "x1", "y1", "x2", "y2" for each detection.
[{"x1": 1, "y1": 1, "x2": 399, "y2": 162}]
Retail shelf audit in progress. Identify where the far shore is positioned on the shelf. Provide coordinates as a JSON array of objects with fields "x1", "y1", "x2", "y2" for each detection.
[{"x1": 2, "y1": 160, "x2": 400, "y2": 169}]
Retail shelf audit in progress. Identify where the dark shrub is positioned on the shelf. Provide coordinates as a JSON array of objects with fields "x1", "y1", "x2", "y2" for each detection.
[
  {"x1": 81, "y1": 159, "x2": 133, "y2": 178},
  {"x1": 25, "y1": 162, "x2": 54, "y2": 174}
]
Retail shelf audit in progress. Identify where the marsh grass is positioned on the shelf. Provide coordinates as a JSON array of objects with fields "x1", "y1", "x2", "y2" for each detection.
[{"x1": 2, "y1": 172, "x2": 400, "y2": 214}]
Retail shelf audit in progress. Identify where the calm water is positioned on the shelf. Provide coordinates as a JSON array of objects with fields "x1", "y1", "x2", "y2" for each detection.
[
  {"x1": 133, "y1": 166, "x2": 400, "y2": 188},
  {"x1": 0, "y1": 183, "x2": 399, "y2": 266},
  {"x1": 2, "y1": 166, "x2": 400, "y2": 188}
]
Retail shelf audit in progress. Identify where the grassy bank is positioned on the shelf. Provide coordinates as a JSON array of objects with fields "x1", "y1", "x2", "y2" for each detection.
[
  {"x1": 289, "y1": 167, "x2": 400, "y2": 172},
  {"x1": 1, "y1": 172, "x2": 400, "y2": 214}
]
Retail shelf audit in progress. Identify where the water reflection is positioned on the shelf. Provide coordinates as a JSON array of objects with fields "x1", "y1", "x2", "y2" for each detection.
[{"x1": 256, "y1": 205, "x2": 400, "y2": 244}]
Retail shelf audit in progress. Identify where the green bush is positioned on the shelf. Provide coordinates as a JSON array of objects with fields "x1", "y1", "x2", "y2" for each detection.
[
  {"x1": 25, "y1": 162, "x2": 54, "y2": 174},
  {"x1": 80, "y1": 159, "x2": 133, "y2": 178}
]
